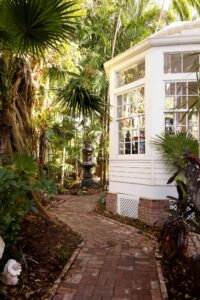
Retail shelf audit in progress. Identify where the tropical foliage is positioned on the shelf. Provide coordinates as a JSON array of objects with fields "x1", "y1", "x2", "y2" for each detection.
[
  {"x1": 152, "y1": 132, "x2": 199, "y2": 171},
  {"x1": 0, "y1": 153, "x2": 57, "y2": 244}
]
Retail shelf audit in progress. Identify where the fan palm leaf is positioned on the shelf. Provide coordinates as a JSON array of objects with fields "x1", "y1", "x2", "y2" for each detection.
[
  {"x1": 0, "y1": 0, "x2": 78, "y2": 57},
  {"x1": 152, "y1": 131, "x2": 199, "y2": 170},
  {"x1": 58, "y1": 78, "x2": 105, "y2": 117}
]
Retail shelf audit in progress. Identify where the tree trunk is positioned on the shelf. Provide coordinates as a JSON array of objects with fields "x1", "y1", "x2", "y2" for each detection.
[
  {"x1": 39, "y1": 129, "x2": 47, "y2": 170},
  {"x1": 60, "y1": 145, "x2": 66, "y2": 188},
  {"x1": 155, "y1": 0, "x2": 165, "y2": 32},
  {"x1": 0, "y1": 57, "x2": 34, "y2": 160}
]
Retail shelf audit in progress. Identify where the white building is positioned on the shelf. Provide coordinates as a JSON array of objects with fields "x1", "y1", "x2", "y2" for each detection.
[{"x1": 104, "y1": 21, "x2": 200, "y2": 225}]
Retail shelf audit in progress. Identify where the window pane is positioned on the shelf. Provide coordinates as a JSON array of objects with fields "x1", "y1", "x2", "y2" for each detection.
[
  {"x1": 119, "y1": 131, "x2": 125, "y2": 143},
  {"x1": 132, "y1": 138, "x2": 138, "y2": 154},
  {"x1": 164, "y1": 52, "x2": 200, "y2": 74},
  {"x1": 171, "y1": 54, "x2": 182, "y2": 73},
  {"x1": 182, "y1": 96, "x2": 187, "y2": 109},
  {"x1": 165, "y1": 96, "x2": 174, "y2": 110},
  {"x1": 188, "y1": 96, "x2": 198, "y2": 109},
  {"x1": 119, "y1": 143, "x2": 124, "y2": 154},
  {"x1": 117, "y1": 107, "x2": 122, "y2": 118},
  {"x1": 189, "y1": 114, "x2": 198, "y2": 139},
  {"x1": 176, "y1": 97, "x2": 182, "y2": 109},
  {"x1": 176, "y1": 113, "x2": 186, "y2": 125},
  {"x1": 165, "y1": 114, "x2": 174, "y2": 133},
  {"x1": 183, "y1": 53, "x2": 199, "y2": 72},
  {"x1": 117, "y1": 95, "x2": 122, "y2": 106},
  {"x1": 164, "y1": 54, "x2": 171, "y2": 73},
  {"x1": 119, "y1": 120, "x2": 125, "y2": 130},
  {"x1": 139, "y1": 115, "x2": 145, "y2": 130},
  {"x1": 177, "y1": 82, "x2": 187, "y2": 95},
  {"x1": 132, "y1": 116, "x2": 139, "y2": 130},
  {"x1": 117, "y1": 61, "x2": 145, "y2": 87},
  {"x1": 189, "y1": 113, "x2": 198, "y2": 128},
  {"x1": 165, "y1": 83, "x2": 175, "y2": 95},
  {"x1": 188, "y1": 82, "x2": 198, "y2": 95},
  {"x1": 139, "y1": 141, "x2": 145, "y2": 154}
]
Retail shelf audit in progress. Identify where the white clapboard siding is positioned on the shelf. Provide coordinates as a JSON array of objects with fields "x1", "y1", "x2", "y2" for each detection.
[
  {"x1": 109, "y1": 159, "x2": 152, "y2": 185},
  {"x1": 153, "y1": 160, "x2": 173, "y2": 185},
  {"x1": 109, "y1": 159, "x2": 173, "y2": 187},
  {"x1": 109, "y1": 175, "x2": 151, "y2": 185}
]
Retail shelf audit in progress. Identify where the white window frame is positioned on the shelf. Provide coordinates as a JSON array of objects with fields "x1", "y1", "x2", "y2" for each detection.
[
  {"x1": 116, "y1": 84, "x2": 145, "y2": 156},
  {"x1": 164, "y1": 51, "x2": 200, "y2": 74},
  {"x1": 164, "y1": 80, "x2": 199, "y2": 138}
]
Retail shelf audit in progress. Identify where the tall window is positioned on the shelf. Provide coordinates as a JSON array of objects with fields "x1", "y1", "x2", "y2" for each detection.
[
  {"x1": 164, "y1": 52, "x2": 199, "y2": 73},
  {"x1": 117, "y1": 87, "x2": 145, "y2": 155},
  {"x1": 165, "y1": 81, "x2": 198, "y2": 139},
  {"x1": 117, "y1": 61, "x2": 145, "y2": 87}
]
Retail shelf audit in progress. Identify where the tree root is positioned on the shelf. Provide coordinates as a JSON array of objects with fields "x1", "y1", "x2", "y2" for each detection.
[{"x1": 32, "y1": 191, "x2": 63, "y2": 226}]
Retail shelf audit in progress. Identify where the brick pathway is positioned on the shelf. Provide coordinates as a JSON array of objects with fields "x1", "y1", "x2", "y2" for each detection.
[{"x1": 50, "y1": 193, "x2": 162, "y2": 300}]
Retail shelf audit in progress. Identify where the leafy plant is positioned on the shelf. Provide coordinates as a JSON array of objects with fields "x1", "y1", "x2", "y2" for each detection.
[
  {"x1": 152, "y1": 131, "x2": 199, "y2": 171},
  {"x1": 160, "y1": 153, "x2": 200, "y2": 258},
  {"x1": 1, "y1": 0, "x2": 78, "y2": 57},
  {"x1": 0, "y1": 153, "x2": 57, "y2": 245},
  {"x1": 160, "y1": 178, "x2": 190, "y2": 258},
  {"x1": 58, "y1": 77, "x2": 105, "y2": 117}
]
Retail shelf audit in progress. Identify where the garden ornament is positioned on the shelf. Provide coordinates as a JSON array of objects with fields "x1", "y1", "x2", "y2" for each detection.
[
  {"x1": 0, "y1": 259, "x2": 22, "y2": 285},
  {"x1": 0, "y1": 236, "x2": 5, "y2": 260}
]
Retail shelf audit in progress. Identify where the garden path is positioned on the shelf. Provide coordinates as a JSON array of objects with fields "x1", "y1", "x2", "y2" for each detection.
[{"x1": 50, "y1": 193, "x2": 162, "y2": 300}]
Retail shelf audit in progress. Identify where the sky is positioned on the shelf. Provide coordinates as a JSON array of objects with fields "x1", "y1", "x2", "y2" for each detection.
[{"x1": 153, "y1": 0, "x2": 171, "y2": 9}]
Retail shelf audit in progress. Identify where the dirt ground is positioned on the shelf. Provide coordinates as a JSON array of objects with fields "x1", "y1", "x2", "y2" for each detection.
[{"x1": 0, "y1": 214, "x2": 81, "y2": 300}]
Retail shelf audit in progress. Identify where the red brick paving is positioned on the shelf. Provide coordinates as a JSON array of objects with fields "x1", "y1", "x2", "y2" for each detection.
[{"x1": 50, "y1": 194, "x2": 162, "y2": 300}]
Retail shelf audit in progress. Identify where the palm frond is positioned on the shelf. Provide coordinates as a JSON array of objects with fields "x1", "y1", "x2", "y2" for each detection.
[
  {"x1": 57, "y1": 78, "x2": 105, "y2": 117},
  {"x1": 2, "y1": 0, "x2": 78, "y2": 57},
  {"x1": 172, "y1": 0, "x2": 191, "y2": 20},
  {"x1": 0, "y1": 28, "x2": 13, "y2": 51},
  {"x1": 43, "y1": 65, "x2": 79, "y2": 85},
  {"x1": 188, "y1": 0, "x2": 200, "y2": 14},
  {"x1": 152, "y1": 131, "x2": 199, "y2": 170},
  {"x1": 13, "y1": 153, "x2": 37, "y2": 176}
]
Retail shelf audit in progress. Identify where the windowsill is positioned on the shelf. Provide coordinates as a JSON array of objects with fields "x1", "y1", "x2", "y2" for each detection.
[{"x1": 115, "y1": 154, "x2": 147, "y2": 160}]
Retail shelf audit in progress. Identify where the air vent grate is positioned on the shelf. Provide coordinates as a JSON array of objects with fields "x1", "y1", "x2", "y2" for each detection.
[{"x1": 117, "y1": 194, "x2": 139, "y2": 219}]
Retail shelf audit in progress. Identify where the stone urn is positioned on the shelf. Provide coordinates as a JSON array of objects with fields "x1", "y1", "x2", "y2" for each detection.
[{"x1": 81, "y1": 141, "x2": 95, "y2": 187}]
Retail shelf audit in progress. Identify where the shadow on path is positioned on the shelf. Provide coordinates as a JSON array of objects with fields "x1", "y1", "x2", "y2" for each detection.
[{"x1": 50, "y1": 193, "x2": 162, "y2": 300}]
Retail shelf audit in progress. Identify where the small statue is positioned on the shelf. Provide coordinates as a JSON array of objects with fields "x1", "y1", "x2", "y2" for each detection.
[{"x1": 0, "y1": 259, "x2": 22, "y2": 285}]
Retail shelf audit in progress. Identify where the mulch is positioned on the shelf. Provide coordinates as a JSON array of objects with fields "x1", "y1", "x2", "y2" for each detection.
[{"x1": 0, "y1": 214, "x2": 81, "y2": 300}]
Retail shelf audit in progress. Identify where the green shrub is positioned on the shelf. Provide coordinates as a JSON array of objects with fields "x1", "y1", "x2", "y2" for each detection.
[{"x1": 0, "y1": 153, "x2": 57, "y2": 245}]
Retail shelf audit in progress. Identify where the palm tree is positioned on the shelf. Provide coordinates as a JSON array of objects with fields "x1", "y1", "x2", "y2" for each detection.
[
  {"x1": 156, "y1": 0, "x2": 200, "y2": 32},
  {"x1": 0, "y1": 0, "x2": 79, "y2": 163}
]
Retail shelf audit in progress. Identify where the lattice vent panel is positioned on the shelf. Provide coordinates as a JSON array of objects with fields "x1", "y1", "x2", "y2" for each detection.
[{"x1": 117, "y1": 194, "x2": 139, "y2": 219}]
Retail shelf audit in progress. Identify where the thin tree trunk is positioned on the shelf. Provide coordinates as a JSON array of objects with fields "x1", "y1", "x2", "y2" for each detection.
[
  {"x1": 60, "y1": 145, "x2": 66, "y2": 188},
  {"x1": 155, "y1": 0, "x2": 165, "y2": 32},
  {"x1": 39, "y1": 129, "x2": 47, "y2": 172}
]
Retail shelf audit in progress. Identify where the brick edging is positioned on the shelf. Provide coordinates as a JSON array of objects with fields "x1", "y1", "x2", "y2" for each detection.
[
  {"x1": 48, "y1": 241, "x2": 84, "y2": 300},
  {"x1": 155, "y1": 242, "x2": 168, "y2": 300}
]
